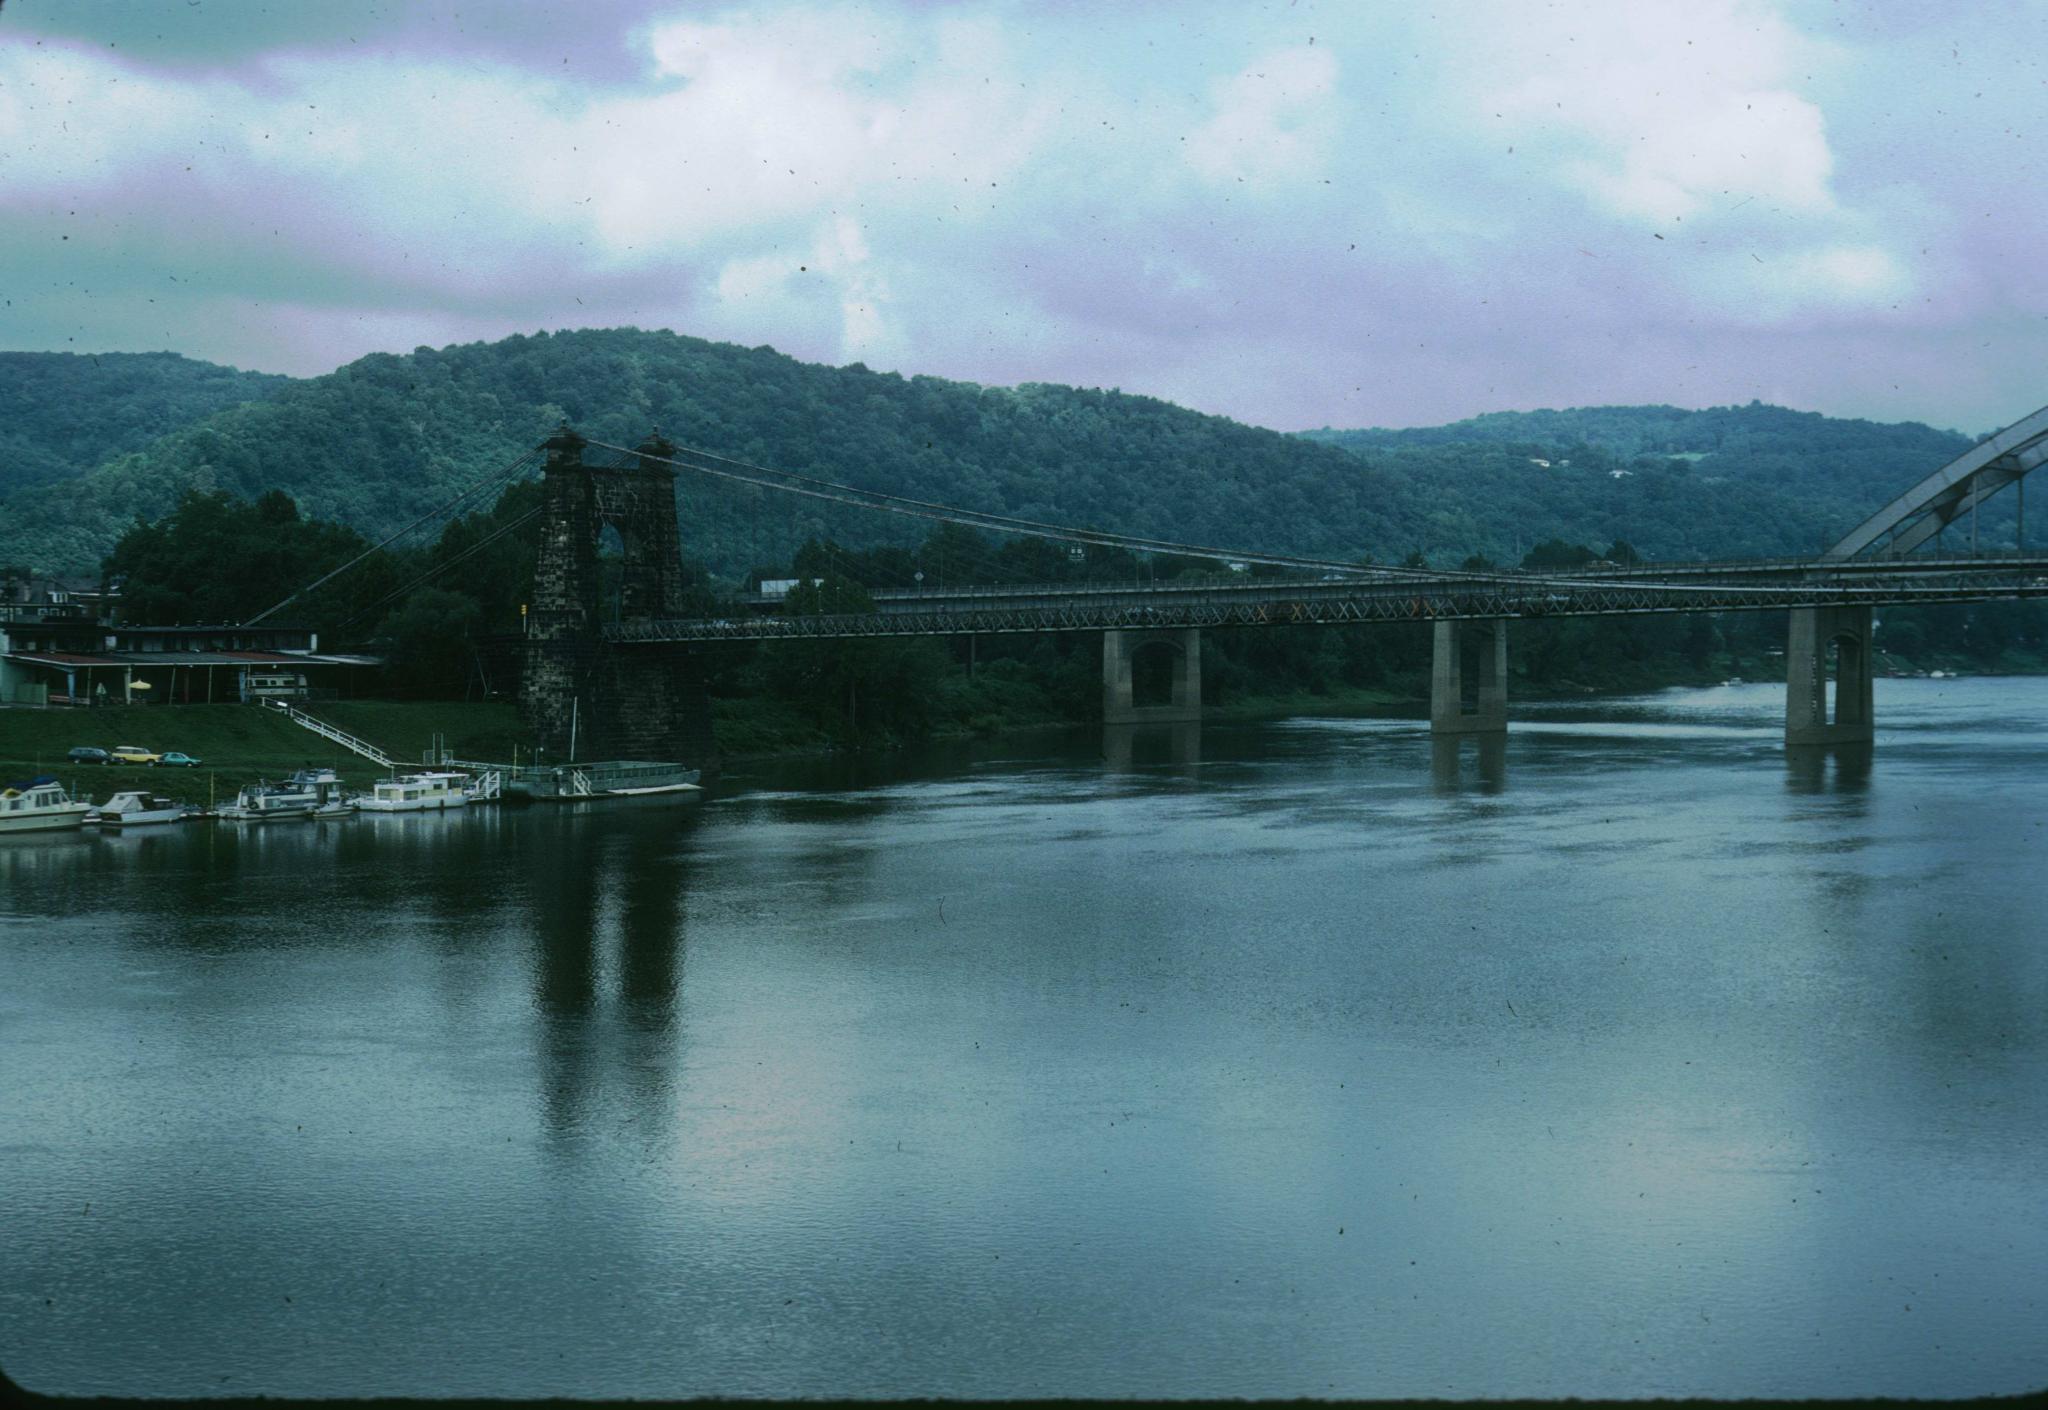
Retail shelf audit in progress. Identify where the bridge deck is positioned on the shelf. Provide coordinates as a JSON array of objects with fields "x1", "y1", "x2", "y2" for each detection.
[{"x1": 606, "y1": 561, "x2": 2048, "y2": 643}]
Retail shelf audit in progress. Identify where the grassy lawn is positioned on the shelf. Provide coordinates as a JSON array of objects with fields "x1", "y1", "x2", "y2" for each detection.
[
  {"x1": 0, "y1": 700, "x2": 535, "y2": 801},
  {"x1": 313, "y1": 700, "x2": 535, "y2": 766}
]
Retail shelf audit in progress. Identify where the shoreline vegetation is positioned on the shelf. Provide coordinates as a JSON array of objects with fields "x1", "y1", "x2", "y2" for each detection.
[
  {"x1": 36, "y1": 448, "x2": 2048, "y2": 773},
  {"x1": 6, "y1": 638, "x2": 2041, "y2": 803},
  {"x1": 12, "y1": 336, "x2": 2047, "y2": 785}
]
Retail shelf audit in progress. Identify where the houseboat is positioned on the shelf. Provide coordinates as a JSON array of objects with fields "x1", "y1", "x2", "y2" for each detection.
[
  {"x1": 89, "y1": 791, "x2": 191, "y2": 826},
  {"x1": 356, "y1": 772, "x2": 471, "y2": 813},
  {"x1": 0, "y1": 777, "x2": 94, "y2": 833}
]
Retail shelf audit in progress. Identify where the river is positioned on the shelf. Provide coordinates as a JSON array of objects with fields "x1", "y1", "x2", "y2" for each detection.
[{"x1": 2, "y1": 678, "x2": 2043, "y2": 1399}]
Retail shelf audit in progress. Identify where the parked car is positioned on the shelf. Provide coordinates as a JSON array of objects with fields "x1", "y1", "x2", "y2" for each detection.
[
  {"x1": 109, "y1": 745, "x2": 162, "y2": 765},
  {"x1": 67, "y1": 746, "x2": 111, "y2": 765},
  {"x1": 159, "y1": 752, "x2": 203, "y2": 768}
]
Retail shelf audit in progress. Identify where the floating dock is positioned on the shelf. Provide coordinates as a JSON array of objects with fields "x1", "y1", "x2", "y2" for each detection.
[{"x1": 494, "y1": 759, "x2": 702, "y2": 803}]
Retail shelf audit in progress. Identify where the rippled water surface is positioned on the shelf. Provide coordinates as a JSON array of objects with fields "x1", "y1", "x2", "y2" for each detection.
[{"x1": 3, "y1": 679, "x2": 2044, "y2": 1398}]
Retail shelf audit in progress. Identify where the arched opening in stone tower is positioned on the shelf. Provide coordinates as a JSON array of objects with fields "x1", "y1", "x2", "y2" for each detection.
[{"x1": 596, "y1": 522, "x2": 628, "y2": 623}]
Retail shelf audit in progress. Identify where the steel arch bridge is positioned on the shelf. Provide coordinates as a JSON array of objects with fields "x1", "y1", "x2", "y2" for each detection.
[{"x1": 1823, "y1": 403, "x2": 2048, "y2": 560}]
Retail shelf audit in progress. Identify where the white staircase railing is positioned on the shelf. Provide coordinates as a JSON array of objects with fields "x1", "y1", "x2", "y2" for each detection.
[{"x1": 262, "y1": 699, "x2": 397, "y2": 769}]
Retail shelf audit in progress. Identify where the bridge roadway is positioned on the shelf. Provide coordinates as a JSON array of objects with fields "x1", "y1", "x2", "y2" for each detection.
[
  {"x1": 602, "y1": 554, "x2": 2048, "y2": 643},
  {"x1": 522, "y1": 401, "x2": 2048, "y2": 748}
]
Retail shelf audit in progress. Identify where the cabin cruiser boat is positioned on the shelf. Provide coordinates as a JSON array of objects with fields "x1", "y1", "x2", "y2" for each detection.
[
  {"x1": 213, "y1": 778, "x2": 319, "y2": 821},
  {"x1": 356, "y1": 771, "x2": 471, "y2": 813},
  {"x1": 0, "y1": 777, "x2": 94, "y2": 833},
  {"x1": 88, "y1": 791, "x2": 191, "y2": 826},
  {"x1": 288, "y1": 767, "x2": 355, "y2": 818}
]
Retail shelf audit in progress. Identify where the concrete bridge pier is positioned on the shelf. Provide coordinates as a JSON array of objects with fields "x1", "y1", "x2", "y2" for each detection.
[
  {"x1": 1102, "y1": 628, "x2": 1202, "y2": 725},
  {"x1": 1430, "y1": 619, "x2": 1508, "y2": 734},
  {"x1": 1785, "y1": 605, "x2": 1875, "y2": 746}
]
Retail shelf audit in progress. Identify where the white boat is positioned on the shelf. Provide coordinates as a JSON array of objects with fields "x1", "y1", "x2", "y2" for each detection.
[
  {"x1": 356, "y1": 771, "x2": 471, "y2": 813},
  {"x1": 289, "y1": 768, "x2": 355, "y2": 818},
  {"x1": 213, "y1": 779, "x2": 318, "y2": 821},
  {"x1": 0, "y1": 777, "x2": 94, "y2": 833},
  {"x1": 89, "y1": 791, "x2": 190, "y2": 826}
]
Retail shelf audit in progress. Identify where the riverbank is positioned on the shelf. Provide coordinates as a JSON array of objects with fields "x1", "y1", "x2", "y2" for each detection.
[
  {"x1": 7, "y1": 640, "x2": 2041, "y2": 794},
  {"x1": 0, "y1": 701, "x2": 529, "y2": 803}
]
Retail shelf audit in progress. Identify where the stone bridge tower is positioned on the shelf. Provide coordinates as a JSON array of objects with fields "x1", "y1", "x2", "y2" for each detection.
[{"x1": 521, "y1": 425, "x2": 717, "y2": 775}]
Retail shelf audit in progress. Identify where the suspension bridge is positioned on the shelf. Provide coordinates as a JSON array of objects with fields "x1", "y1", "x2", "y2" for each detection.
[{"x1": 252, "y1": 401, "x2": 2048, "y2": 765}]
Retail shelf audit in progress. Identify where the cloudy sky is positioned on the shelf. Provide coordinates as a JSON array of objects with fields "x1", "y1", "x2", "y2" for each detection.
[{"x1": 3, "y1": 0, "x2": 2044, "y2": 432}]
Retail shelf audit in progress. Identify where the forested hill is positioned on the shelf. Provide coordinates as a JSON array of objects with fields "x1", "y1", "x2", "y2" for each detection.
[
  {"x1": 0, "y1": 352, "x2": 289, "y2": 506},
  {"x1": 3, "y1": 328, "x2": 1998, "y2": 577},
  {"x1": 1304, "y1": 402, "x2": 1974, "y2": 459},
  {"x1": 1300, "y1": 404, "x2": 1990, "y2": 561},
  {"x1": 11, "y1": 329, "x2": 1425, "y2": 577}
]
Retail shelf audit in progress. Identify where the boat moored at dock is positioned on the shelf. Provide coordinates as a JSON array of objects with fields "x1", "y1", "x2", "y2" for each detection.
[
  {"x1": 288, "y1": 767, "x2": 355, "y2": 818},
  {"x1": 88, "y1": 792, "x2": 193, "y2": 826},
  {"x1": 500, "y1": 760, "x2": 701, "y2": 803},
  {"x1": 357, "y1": 771, "x2": 471, "y2": 813},
  {"x1": 0, "y1": 778, "x2": 95, "y2": 833},
  {"x1": 213, "y1": 779, "x2": 320, "y2": 822}
]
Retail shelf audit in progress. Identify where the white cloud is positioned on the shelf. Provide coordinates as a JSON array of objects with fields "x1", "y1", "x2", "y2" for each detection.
[
  {"x1": 711, "y1": 215, "x2": 901, "y2": 363},
  {"x1": 0, "y1": 0, "x2": 2041, "y2": 433},
  {"x1": 1695, "y1": 241, "x2": 1913, "y2": 325},
  {"x1": 1482, "y1": 0, "x2": 1839, "y2": 223},
  {"x1": 1184, "y1": 47, "x2": 1339, "y2": 191}
]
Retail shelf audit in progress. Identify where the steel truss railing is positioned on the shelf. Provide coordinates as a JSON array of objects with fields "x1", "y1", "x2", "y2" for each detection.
[{"x1": 602, "y1": 567, "x2": 2048, "y2": 644}]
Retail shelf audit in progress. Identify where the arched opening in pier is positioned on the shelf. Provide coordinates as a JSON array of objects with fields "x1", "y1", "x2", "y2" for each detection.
[
  {"x1": 1825, "y1": 631, "x2": 1863, "y2": 725},
  {"x1": 1458, "y1": 623, "x2": 1497, "y2": 715},
  {"x1": 1130, "y1": 638, "x2": 1182, "y2": 708}
]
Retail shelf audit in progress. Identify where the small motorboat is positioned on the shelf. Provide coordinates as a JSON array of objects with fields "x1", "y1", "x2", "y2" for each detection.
[
  {"x1": 291, "y1": 768, "x2": 355, "y2": 819},
  {"x1": 89, "y1": 791, "x2": 191, "y2": 826}
]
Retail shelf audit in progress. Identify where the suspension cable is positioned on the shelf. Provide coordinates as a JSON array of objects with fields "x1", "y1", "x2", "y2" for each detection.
[
  {"x1": 338, "y1": 506, "x2": 546, "y2": 630},
  {"x1": 583, "y1": 438, "x2": 1440, "y2": 580},
  {"x1": 242, "y1": 446, "x2": 540, "y2": 626}
]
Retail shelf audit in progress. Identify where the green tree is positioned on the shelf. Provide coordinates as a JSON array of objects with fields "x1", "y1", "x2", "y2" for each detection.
[
  {"x1": 1522, "y1": 539, "x2": 1597, "y2": 569},
  {"x1": 102, "y1": 487, "x2": 375, "y2": 631},
  {"x1": 375, "y1": 587, "x2": 483, "y2": 698}
]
